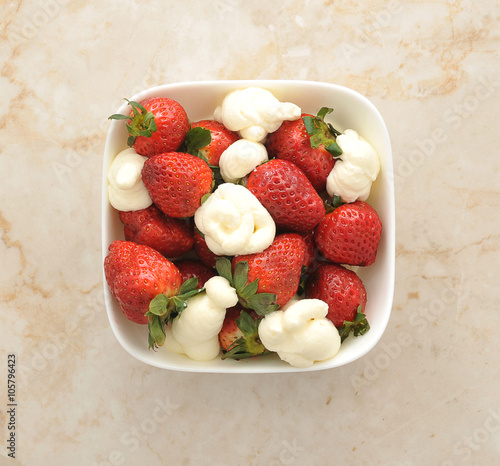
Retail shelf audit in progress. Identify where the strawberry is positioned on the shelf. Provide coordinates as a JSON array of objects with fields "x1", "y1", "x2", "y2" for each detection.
[
  {"x1": 174, "y1": 259, "x2": 215, "y2": 289},
  {"x1": 295, "y1": 230, "x2": 317, "y2": 296},
  {"x1": 315, "y1": 200, "x2": 382, "y2": 266},
  {"x1": 219, "y1": 306, "x2": 269, "y2": 360},
  {"x1": 109, "y1": 98, "x2": 190, "y2": 157},
  {"x1": 218, "y1": 306, "x2": 243, "y2": 352},
  {"x1": 305, "y1": 263, "x2": 369, "y2": 341},
  {"x1": 104, "y1": 240, "x2": 182, "y2": 325},
  {"x1": 186, "y1": 120, "x2": 240, "y2": 166},
  {"x1": 193, "y1": 229, "x2": 218, "y2": 268},
  {"x1": 142, "y1": 152, "x2": 213, "y2": 218},
  {"x1": 265, "y1": 107, "x2": 342, "y2": 192},
  {"x1": 246, "y1": 159, "x2": 326, "y2": 232},
  {"x1": 299, "y1": 230, "x2": 317, "y2": 269},
  {"x1": 119, "y1": 204, "x2": 194, "y2": 258},
  {"x1": 232, "y1": 233, "x2": 306, "y2": 308}
]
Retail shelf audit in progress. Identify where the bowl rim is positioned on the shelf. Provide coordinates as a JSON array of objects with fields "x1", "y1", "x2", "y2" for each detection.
[{"x1": 101, "y1": 79, "x2": 395, "y2": 373}]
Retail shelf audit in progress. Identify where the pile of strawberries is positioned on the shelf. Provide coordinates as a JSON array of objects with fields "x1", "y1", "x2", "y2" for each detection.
[{"x1": 104, "y1": 95, "x2": 382, "y2": 361}]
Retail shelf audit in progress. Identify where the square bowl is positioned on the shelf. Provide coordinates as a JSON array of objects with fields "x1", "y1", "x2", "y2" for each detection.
[{"x1": 101, "y1": 80, "x2": 395, "y2": 373}]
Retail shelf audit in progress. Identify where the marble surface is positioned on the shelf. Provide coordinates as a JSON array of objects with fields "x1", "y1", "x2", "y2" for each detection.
[{"x1": 1, "y1": 0, "x2": 499, "y2": 464}]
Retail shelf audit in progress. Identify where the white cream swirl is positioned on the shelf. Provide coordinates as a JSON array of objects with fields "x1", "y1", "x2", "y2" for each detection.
[
  {"x1": 164, "y1": 276, "x2": 239, "y2": 361},
  {"x1": 219, "y1": 139, "x2": 268, "y2": 183},
  {"x1": 258, "y1": 299, "x2": 341, "y2": 368},
  {"x1": 107, "y1": 148, "x2": 152, "y2": 211},
  {"x1": 214, "y1": 87, "x2": 301, "y2": 142},
  {"x1": 326, "y1": 129, "x2": 381, "y2": 203},
  {"x1": 194, "y1": 183, "x2": 276, "y2": 256}
]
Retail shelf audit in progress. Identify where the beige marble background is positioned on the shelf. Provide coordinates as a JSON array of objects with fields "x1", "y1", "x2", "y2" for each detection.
[{"x1": 1, "y1": 0, "x2": 499, "y2": 464}]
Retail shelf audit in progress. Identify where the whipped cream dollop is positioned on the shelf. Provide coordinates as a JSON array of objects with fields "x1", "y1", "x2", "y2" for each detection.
[
  {"x1": 219, "y1": 139, "x2": 268, "y2": 183},
  {"x1": 214, "y1": 87, "x2": 301, "y2": 142},
  {"x1": 258, "y1": 298, "x2": 341, "y2": 368},
  {"x1": 194, "y1": 183, "x2": 276, "y2": 256},
  {"x1": 163, "y1": 276, "x2": 238, "y2": 361},
  {"x1": 107, "y1": 148, "x2": 152, "y2": 211},
  {"x1": 326, "y1": 129, "x2": 381, "y2": 203}
]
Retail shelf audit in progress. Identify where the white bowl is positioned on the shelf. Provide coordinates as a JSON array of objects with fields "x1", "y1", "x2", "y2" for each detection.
[{"x1": 101, "y1": 80, "x2": 395, "y2": 373}]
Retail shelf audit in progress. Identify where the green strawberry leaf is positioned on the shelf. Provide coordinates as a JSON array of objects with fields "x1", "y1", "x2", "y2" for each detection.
[
  {"x1": 146, "y1": 283, "x2": 205, "y2": 350},
  {"x1": 245, "y1": 293, "x2": 279, "y2": 316},
  {"x1": 183, "y1": 126, "x2": 211, "y2": 161},
  {"x1": 170, "y1": 296, "x2": 186, "y2": 315},
  {"x1": 303, "y1": 107, "x2": 343, "y2": 157},
  {"x1": 215, "y1": 257, "x2": 234, "y2": 286},
  {"x1": 147, "y1": 294, "x2": 169, "y2": 316},
  {"x1": 201, "y1": 192, "x2": 212, "y2": 204},
  {"x1": 148, "y1": 315, "x2": 166, "y2": 350},
  {"x1": 332, "y1": 194, "x2": 344, "y2": 208},
  {"x1": 236, "y1": 310, "x2": 257, "y2": 336},
  {"x1": 107, "y1": 113, "x2": 130, "y2": 121},
  {"x1": 109, "y1": 99, "x2": 157, "y2": 147},
  {"x1": 215, "y1": 257, "x2": 278, "y2": 316},
  {"x1": 179, "y1": 277, "x2": 199, "y2": 295},
  {"x1": 325, "y1": 141, "x2": 342, "y2": 157},
  {"x1": 338, "y1": 306, "x2": 370, "y2": 343},
  {"x1": 325, "y1": 195, "x2": 344, "y2": 213},
  {"x1": 239, "y1": 280, "x2": 259, "y2": 301},
  {"x1": 209, "y1": 164, "x2": 224, "y2": 188},
  {"x1": 326, "y1": 121, "x2": 342, "y2": 137},
  {"x1": 174, "y1": 284, "x2": 205, "y2": 315},
  {"x1": 317, "y1": 106, "x2": 333, "y2": 121},
  {"x1": 221, "y1": 344, "x2": 255, "y2": 360},
  {"x1": 302, "y1": 115, "x2": 316, "y2": 135},
  {"x1": 233, "y1": 261, "x2": 250, "y2": 291}
]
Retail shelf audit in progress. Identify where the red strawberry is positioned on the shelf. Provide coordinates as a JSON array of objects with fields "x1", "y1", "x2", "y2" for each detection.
[
  {"x1": 306, "y1": 263, "x2": 369, "y2": 340},
  {"x1": 299, "y1": 230, "x2": 317, "y2": 269},
  {"x1": 187, "y1": 120, "x2": 240, "y2": 166},
  {"x1": 119, "y1": 205, "x2": 194, "y2": 258},
  {"x1": 104, "y1": 240, "x2": 182, "y2": 324},
  {"x1": 219, "y1": 306, "x2": 269, "y2": 359},
  {"x1": 174, "y1": 259, "x2": 215, "y2": 289},
  {"x1": 109, "y1": 98, "x2": 190, "y2": 157},
  {"x1": 142, "y1": 152, "x2": 213, "y2": 218},
  {"x1": 315, "y1": 200, "x2": 382, "y2": 266},
  {"x1": 232, "y1": 233, "x2": 306, "y2": 308},
  {"x1": 266, "y1": 107, "x2": 342, "y2": 192},
  {"x1": 219, "y1": 306, "x2": 244, "y2": 351},
  {"x1": 247, "y1": 159, "x2": 326, "y2": 232},
  {"x1": 193, "y1": 229, "x2": 218, "y2": 268}
]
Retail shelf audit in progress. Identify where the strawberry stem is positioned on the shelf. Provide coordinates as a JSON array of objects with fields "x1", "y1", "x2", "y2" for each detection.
[
  {"x1": 338, "y1": 306, "x2": 370, "y2": 343},
  {"x1": 303, "y1": 107, "x2": 343, "y2": 157},
  {"x1": 108, "y1": 99, "x2": 158, "y2": 147},
  {"x1": 324, "y1": 195, "x2": 344, "y2": 214},
  {"x1": 221, "y1": 310, "x2": 270, "y2": 360}
]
